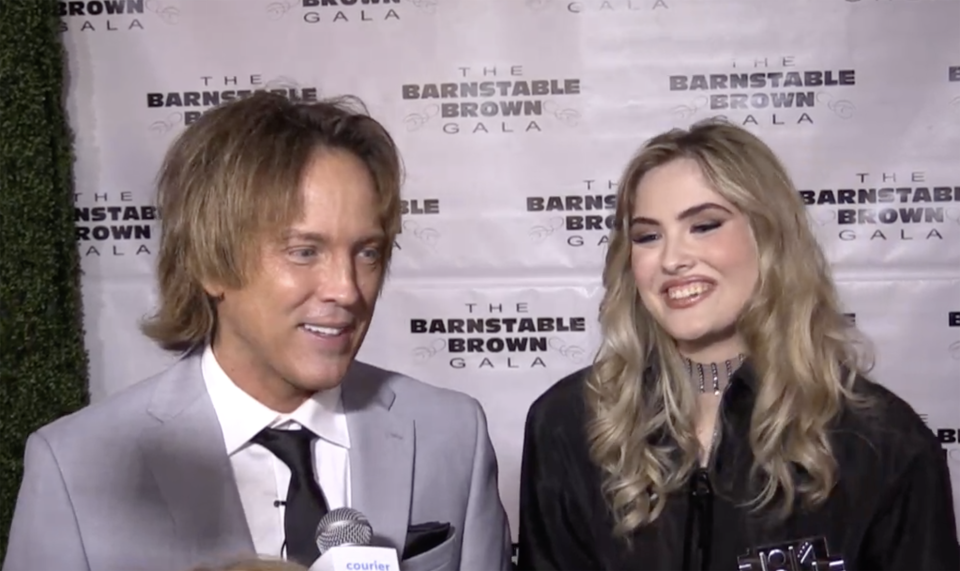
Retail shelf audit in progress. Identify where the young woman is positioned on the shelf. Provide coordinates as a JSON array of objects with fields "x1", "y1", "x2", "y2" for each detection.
[{"x1": 517, "y1": 119, "x2": 959, "y2": 570}]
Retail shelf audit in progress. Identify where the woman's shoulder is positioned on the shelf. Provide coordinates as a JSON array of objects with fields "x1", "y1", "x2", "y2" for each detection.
[
  {"x1": 835, "y1": 374, "x2": 943, "y2": 473},
  {"x1": 525, "y1": 366, "x2": 592, "y2": 437},
  {"x1": 846, "y1": 376, "x2": 931, "y2": 435},
  {"x1": 529, "y1": 366, "x2": 591, "y2": 416}
]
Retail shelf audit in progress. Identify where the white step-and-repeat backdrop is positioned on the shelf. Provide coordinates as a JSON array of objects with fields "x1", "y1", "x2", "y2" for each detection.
[{"x1": 61, "y1": 0, "x2": 960, "y2": 546}]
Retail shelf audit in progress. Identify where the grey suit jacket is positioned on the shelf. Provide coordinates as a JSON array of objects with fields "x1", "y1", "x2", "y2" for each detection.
[{"x1": 2, "y1": 352, "x2": 512, "y2": 571}]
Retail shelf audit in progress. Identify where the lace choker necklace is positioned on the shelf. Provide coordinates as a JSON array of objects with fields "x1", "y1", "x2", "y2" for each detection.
[{"x1": 684, "y1": 354, "x2": 746, "y2": 395}]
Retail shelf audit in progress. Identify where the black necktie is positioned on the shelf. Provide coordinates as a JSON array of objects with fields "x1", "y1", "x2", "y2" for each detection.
[{"x1": 251, "y1": 427, "x2": 329, "y2": 565}]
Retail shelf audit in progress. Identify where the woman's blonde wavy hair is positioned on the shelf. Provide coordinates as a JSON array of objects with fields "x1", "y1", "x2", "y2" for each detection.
[{"x1": 586, "y1": 118, "x2": 875, "y2": 538}]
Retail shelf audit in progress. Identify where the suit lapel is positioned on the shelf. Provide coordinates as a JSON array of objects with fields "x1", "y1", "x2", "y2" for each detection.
[
  {"x1": 342, "y1": 365, "x2": 414, "y2": 554},
  {"x1": 139, "y1": 354, "x2": 255, "y2": 565}
]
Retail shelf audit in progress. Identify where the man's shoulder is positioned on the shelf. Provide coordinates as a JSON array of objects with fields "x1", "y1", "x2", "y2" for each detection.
[
  {"x1": 346, "y1": 360, "x2": 485, "y2": 433},
  {"x1": 34, "y1": 356, "x2": 187, "y2": 447},
  {"x1": 350, "y1": 360, "x2": 481, "y2": 409}
]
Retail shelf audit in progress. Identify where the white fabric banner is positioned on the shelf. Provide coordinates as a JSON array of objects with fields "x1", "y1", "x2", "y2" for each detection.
[{"x1": 61, "y1": 0, "x2": 960, "y2": 546}]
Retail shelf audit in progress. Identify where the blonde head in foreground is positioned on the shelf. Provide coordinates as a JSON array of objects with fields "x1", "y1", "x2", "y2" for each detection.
[
  {"x1": 191, "y1": 557, "x2": 307, "y2": 571},
  {"x1": 586, "y1": 118, "x2": 874, "y2": 537}
]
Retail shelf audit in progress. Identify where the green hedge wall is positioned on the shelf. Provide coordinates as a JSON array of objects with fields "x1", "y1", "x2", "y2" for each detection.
[{"x1": 0, "y1": 0, "x2": 90, "y2": 558}]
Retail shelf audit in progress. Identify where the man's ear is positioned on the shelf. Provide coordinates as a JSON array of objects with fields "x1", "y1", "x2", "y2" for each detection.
[{"x1": 200, "y1": 278, "x2": 226, "y2": 301}]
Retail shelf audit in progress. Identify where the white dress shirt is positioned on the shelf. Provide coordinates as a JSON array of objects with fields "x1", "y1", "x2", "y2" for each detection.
[{"x1": 201, "y1": 345, "x2": 351, "y2": 558}]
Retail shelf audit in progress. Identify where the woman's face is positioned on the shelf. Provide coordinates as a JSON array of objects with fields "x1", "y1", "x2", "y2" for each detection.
[{"x1": 629, "y1": 158, "x2": 759, "y2": 362}]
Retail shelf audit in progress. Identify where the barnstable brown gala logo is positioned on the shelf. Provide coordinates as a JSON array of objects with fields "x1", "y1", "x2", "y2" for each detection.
[
  {"x1": 146, "y1": 76, "x2": 316, "y2": 135},
  {"x1": 527, "y1": 181, "x2": 618, "y2": 249},
  {"x1": 670, "y1": 62, "x2": 857, "y2": 128},
  {"x1": 58, "y1": 0, "x2": 180, "y2": 31},
  {"x1": 74, "y1": 202, "x2": 158, "y2": 259},
  {"x1": 800, "y1": 171, "x2": 960, "y2": 243},
  {"x1": 401, "y1": 65, "x2": 582, "y2": 135},
  {"x1": 266, "y1": 0, "x2": 439, "y2": 24},
  {"x1": 525, "y1": 0, "x2": 669, "y2": 12},
  {"x1": 409, "y1": 304, "x2": 589, "y2": 371}
]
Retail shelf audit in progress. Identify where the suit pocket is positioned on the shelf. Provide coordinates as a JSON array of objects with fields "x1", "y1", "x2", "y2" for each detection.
[{"x1": 400, "y1": 531, "x2": 456, "y2": 571}]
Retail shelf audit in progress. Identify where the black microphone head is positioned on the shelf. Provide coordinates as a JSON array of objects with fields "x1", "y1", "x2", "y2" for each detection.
[{"x1": 315, "y1": 507, "x2": 374, "y2": 554}]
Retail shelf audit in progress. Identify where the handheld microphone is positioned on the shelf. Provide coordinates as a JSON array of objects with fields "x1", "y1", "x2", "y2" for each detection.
[{"x1": 308, "y1": 507, "x2": 401, "y2": 571}]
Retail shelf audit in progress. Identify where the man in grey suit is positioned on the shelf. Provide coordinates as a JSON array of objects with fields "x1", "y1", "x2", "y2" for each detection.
[{"x1": 3, "y1": 92, "x2": 512, "y2": 571}]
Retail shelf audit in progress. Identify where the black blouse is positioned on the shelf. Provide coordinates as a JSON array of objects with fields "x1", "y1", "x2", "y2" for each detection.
[{"x1": 516, "y1": 363, "x2": 960, "y2": 570}]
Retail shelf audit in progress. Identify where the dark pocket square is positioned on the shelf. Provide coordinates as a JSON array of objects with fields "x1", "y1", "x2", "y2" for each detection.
[{"x1": 402, "y1": 521, "x2": 453, "y2": 560}]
